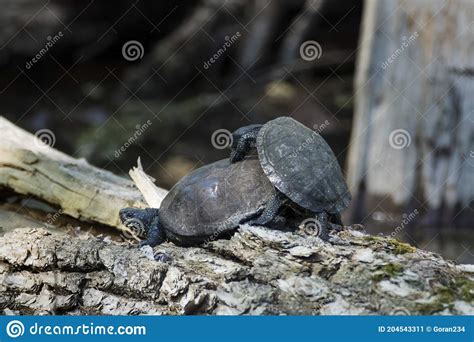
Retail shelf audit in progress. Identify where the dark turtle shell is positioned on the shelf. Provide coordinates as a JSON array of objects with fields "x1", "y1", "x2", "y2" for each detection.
[
  {"x1": 256, "y1": 117, "x2": 351, "y2": 214},
  {"x1": 160, "y1": 158, "x2": 274, "y2": 244}
]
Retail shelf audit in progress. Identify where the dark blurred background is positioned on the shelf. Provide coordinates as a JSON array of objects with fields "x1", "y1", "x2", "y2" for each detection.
[{"x1": 0, "y1": 0, "x2": 472, "y2": 263}]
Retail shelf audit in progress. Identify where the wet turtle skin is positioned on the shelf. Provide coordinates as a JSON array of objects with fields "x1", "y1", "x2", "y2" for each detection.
[
  {"x1": 158, "y1": 158, "x2": 275, "y2": 245},
  {"x1": 256, "y1": 117, "x2": 351, "y2": 214}
]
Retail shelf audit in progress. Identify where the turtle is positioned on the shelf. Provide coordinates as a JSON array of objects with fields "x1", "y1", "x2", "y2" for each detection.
[
  {"x1": 119, "y1": 158, "x2": 283, "y2": 247},
  {"x1": 229, "y1": 116, "x2": 352, "y2": 239}
]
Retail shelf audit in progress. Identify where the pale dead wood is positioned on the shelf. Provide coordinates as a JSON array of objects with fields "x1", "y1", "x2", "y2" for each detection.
[
  {"x1": 0, "y1": 116, "x2": 167, "y2": 228},
  {"x1": 129, "y1": 157, "x2": 168, "y2": 208},
  {"x1": 347, "y1": 0, "x2": 474, "y2": 225}
]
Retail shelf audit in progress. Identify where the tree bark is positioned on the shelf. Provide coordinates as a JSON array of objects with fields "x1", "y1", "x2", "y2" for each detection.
[
  {"x1": 347, "y1": 0, "x2": 474, "y2": 227},
  {"x1": 1, "y1": 226, "x2": 473, "y2": 315}
]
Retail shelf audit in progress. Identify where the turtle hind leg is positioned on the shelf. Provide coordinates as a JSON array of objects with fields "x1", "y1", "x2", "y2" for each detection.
[
  {"x1": 329, "y1": 212, "x2": 345, "y2": 232},
  {"x1": 230, "y1": 125, "x2": 262, "y2": 163},
  {"x1": 244, "y1": 192, "x2": 286, "y2": 226},
  {"x1": 314, "y1": 212, "x2": 346, "y2": 242},
  {"x1": 314, "y1": 211, "x2": 331, "y2": 241}
]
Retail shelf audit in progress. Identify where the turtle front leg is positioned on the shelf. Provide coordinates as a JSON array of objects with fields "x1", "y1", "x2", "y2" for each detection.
[
  {"x1": 230, "y1": 125, "x2": 262, "y2": 163},
  {"x1": 140, "y1": 214, "x2": 165, "y2": 247},
  {"x1": 245, "y1": 192, "x2": 286, "y2": 226}
]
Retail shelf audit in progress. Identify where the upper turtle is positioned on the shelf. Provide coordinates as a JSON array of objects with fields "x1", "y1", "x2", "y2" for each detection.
[{"x1": 256, "y1": 116, "x2": 351, "y2": 214}]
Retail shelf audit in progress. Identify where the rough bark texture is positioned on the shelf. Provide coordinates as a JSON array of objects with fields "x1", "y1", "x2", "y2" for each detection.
[
  {"x1": 0, "y1": 116, "x2": 155, "y2": 228},
  {"x1": 347, "y1": 0, "x2": 474, "y2": 226},
  {"x1": 0, "y1": 227, "x2": 472, "y2": 315}
]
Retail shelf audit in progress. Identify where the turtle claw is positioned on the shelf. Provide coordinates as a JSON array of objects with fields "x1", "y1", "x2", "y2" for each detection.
[
  {"x1": 330, "y1": 222, "x2": 344, "y2": 232},
  {"x1": 319, "y1": 223, "x2": 346, "y2": 244},
  {"x1": 139, "y1": 240, "x2": 152, "y2": 248},
  {"x1": 154, "y1": 252, "x2": 172, "y2": 263},
  {"x1": 138, "y1": 234, "x2": 163, "y2": 248},
  {"x1": 246, "y1": 216, "x2": 270, "y2": 227}
]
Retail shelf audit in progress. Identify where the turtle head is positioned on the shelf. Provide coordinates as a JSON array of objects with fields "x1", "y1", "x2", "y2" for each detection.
[
  {"x1": 230, "y1": 124, "x2": 263, "y2": 149},
  {"x1": 120, "y1": 207, "x2": 164, "y2": 247},
  {"x1": 119, "y1": 207, "x2": 159, "y2": 234},
  {"x1": 230, "y1": 124, "x2": 263, "y2": 163}
]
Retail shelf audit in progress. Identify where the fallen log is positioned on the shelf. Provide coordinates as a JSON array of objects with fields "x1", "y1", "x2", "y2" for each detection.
[
  {"x1": 0, "y1": 227, "x2": 473, "y2": 315},
  {"x1": 0, "y1": 116, "x2": 167, "y2": 228}
]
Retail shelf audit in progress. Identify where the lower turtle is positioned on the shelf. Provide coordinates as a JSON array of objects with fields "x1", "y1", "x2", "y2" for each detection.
[
  {"x1": 120, "y1": 158, "x2": 284, "y2": 247},
  {"x1": 229, "y1": 116, "x2": 352, "y2": 239}
]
